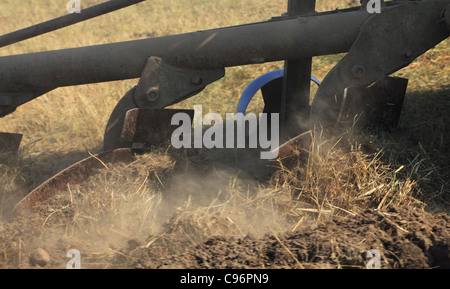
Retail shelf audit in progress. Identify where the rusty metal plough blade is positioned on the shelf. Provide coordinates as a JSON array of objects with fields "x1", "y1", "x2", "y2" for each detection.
[{"x1": 12, "y1": 148, "x2": 135, "y2": 217}]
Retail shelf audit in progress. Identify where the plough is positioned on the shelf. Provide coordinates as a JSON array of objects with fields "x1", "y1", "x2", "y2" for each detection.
[{"x1": 1, "y1": 0, "x2": 447, "y2": 216}]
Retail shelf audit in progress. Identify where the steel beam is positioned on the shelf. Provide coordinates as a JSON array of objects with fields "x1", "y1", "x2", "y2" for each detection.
[
  {"x1": 0, "y1": 9, "x2": 370, "y2": 117},
  {"x1": 281, "y1": 0, "x2": 316, "y2": 140}
]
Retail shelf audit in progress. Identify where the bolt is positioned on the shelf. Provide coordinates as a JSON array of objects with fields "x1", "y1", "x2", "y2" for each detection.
[
  {"x1": 404, "y1": 50, "x2": 412, "y2": 59},
  {"x1": 352, "y1": 65, "x2": 366, "y2": 79},
  {"x1": 145, "y1": 87, "x2": 160, "y2": 103},
  {"x1": 191, "y1": 76, "x2": 203, "y2": 86}
]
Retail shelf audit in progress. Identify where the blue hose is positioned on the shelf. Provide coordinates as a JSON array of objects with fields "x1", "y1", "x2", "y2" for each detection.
[{"x1": 237, "y1": 69, "x2": 321, "y2": 114}]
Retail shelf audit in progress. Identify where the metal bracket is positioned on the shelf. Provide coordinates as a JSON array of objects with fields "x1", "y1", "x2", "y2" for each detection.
[
  {"x1": 133, "y1": 56, "x2": 225, "y2": 108},
  {"x1": 120, "y1": 108, "x2": 194, "y2": 150},
  {"x1": 0, "y1": 90, "x2": 51, "y2": 118},
  {"x1": 337, "y1": 76, "x2": 408, "y2": 130},
  {"x1": 104, "y1": 57, "x2": 223, "y2": 151},
  {"x1": 311, "y1": 0, "x2": 450, "y2": 128}
]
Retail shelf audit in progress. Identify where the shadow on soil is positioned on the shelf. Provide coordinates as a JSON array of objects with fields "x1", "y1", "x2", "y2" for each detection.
[{"x1": 360, "y1": 88, "x2": 449, "y2": 213}]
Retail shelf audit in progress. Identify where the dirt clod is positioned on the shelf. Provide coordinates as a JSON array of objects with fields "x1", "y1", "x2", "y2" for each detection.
[
  {"x1": 130, "y1": 206, "x2": 449, "y2": 269},
  {"x1": 30, "y1": 248, "x2": 51, "y2": 267}
]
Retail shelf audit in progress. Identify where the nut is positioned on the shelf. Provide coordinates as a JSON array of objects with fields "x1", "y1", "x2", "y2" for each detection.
[
  {"x1": 191, "y1": 76, "x2": 203, "y2": 86},
  {"x1": 351, "y1": 65, "x2": 366, "y2": 79},
  {"x1": 145, "y1": 87, "x2": 160, "y2": 103},
  {"x1": 404, "y1": 50, "x2": 413, "y2": 59}
]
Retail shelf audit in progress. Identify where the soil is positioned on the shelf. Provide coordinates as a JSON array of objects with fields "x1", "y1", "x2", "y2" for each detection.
[
  {"x1": 0, "y1": 149, "x2": 449, "y2": 269},
  {"x1": 124, "y1": 206, "x2": 450, "y2": 269}
]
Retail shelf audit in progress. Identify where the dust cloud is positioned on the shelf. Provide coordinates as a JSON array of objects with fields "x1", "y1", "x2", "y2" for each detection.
[{"x1": 0, "y1": 148, "x2": 297, "y2": 268}]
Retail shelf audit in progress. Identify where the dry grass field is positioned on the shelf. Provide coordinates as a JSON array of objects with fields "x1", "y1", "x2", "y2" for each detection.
[{"x1": 0, "y1": 0, "x2": 448, "y2": 269}]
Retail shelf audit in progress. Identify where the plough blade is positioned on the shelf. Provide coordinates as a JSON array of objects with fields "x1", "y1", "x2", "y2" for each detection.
[
  {"x1": 12, "y1": 108, "x2": 195, "y2": 217},
  {"x1": 273, "y1": 77, "x2": 408, "y2": 161},
  {"x1": 12, "y1": 148, "x2": 135, "y2": 217},
  {"x1": 274, "y1": 130, "x2": 312, "y2": 160}
]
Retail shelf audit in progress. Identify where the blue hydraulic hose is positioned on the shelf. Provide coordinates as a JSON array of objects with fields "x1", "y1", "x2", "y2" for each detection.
[
  {"x1": 237, "y1": 69, "x2": 321, "y2": 114},
  {"x1": 311, "y1": 75, "x2": 321, "y2": 86}
]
